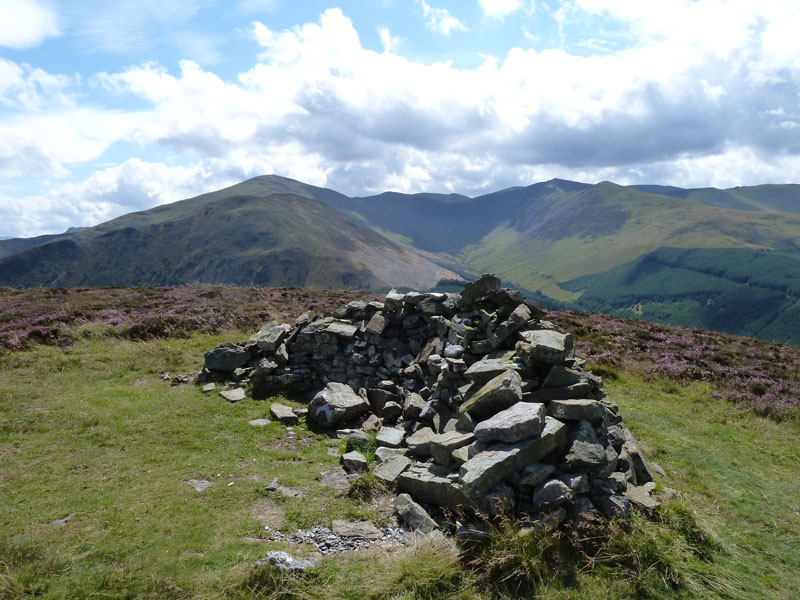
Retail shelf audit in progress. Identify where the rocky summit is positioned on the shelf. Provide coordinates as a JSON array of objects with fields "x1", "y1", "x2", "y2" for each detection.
[{"x1": 201, "y1": 275, "x2": 658, "y2": 531}]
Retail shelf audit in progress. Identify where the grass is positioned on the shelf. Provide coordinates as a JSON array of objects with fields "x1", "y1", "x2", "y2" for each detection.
[{"x1": 2, "y1": 322, "x2": 799, "y2": 597}]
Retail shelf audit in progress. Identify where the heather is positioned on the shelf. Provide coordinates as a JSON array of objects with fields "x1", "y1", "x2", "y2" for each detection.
[
  {"x1": 0, "y1": 286, "x2": 380, "y2": 351},
  {"x1": 551, "y1": 310, "x2": 800, "y2": 420}
]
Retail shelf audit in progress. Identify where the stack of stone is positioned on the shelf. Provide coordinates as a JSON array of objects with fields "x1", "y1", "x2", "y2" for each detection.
[{"x1": 202, "y1": 274, "x2": 657, "y2": 530}]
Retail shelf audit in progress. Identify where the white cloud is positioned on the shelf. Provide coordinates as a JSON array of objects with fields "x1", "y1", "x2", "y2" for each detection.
[
  {"x1": 479, "y1": 0, "x2": 524, "y2": 20},
  {"x1": 418, "y1": 0, "x2": 467, "y2": 36},
  {"x1": 378, "y1": 27, "x2": 402, "y2": 53},
  {"x1": 0, "y1": 0, "x2": 59, "y2": 48},
  {"x1": 5, "y1": 5, "x2": 800, "y2": 236}
]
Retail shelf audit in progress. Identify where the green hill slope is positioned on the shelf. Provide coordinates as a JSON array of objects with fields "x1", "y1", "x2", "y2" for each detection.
[{"x1": 0, "y1": 192, "x2": 460, "y2": 289}]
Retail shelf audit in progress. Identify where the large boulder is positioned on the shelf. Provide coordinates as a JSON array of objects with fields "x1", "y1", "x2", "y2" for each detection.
[
  {"x1": 516, "y1": 330, "x2": 573, "y2": 365},
  {"x1": 308, "y1": 382, "x2": 370, "y2": 428},
  {"x1": 204, "y1": 342, "x2": 251, "y2": 372}
]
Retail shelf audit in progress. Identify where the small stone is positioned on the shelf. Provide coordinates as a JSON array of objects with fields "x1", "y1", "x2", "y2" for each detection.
[
  {"x1": 624, "y1": 484, "x2": 659, "y2": 510},
  {"x1": 459, "y1": 370, "x2": 523, "y2": 422},
  {"x1": 202, "y1": 383, "x2": 216, "y2": 392},
  {"x1": 204, "y1": 342, "x2": 251, "y2": 372},
  {"x1": 361, "y1": 414, "x2": 381, "y2": 432},
  {"x1": 406, "y1": 427, "x2": 437, "y2": 457},
  {"x1": 220, "y1": 387, "x2": 245, "y2": 403},
  {"x1": 270, "y1": 402, "x2": 299, "y2": 425},
  {"x1": 309, "y1": 382, "x2": 371, "y2": 428},
  {"x1": 331, "y1": 519, "x2": 382, "y2": 539},
  {"x1": 255, "y1": 550, "x2": 318, "y2": 575},
  {"x1": 319, "y1": 467, "x2": 351, "y2": 495},
  {"x1": 375, "y1": 446, "x2": 407, "y2": 463},
  {"x1": 341, "y1": 451, "x2": 369, "y2": 473},
  {"x1": 248, "y1": 418, "x2": 271, "y2": 427},
  {"x1": 532, "y1": 479, "x2": 574, "y2": 510},
  {"x1": 516, "y1": 330, "x2": 572, "y2": 365},
  {"x1": 381, "y1": 401, "x2": 403, "y2": 422},
  {"x1": 443, "y1": 344, "x2": 463, "y2": 358},
  {"x1": 519, "y1": 463, "x2": 556, "y2": 487},
  {"x1": 547, "y1": 399, "x2": 606, "y2": 422}
]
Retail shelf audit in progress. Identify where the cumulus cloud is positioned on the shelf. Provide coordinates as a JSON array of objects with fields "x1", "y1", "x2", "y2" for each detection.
[
  {"x1": 418, "y1": 0, "x2": 467, "y2": 36},
  {"x1": 4, "y1": 4, "x2": 800, "y2": 237},
  {"x1": 0, "y1": 0, "x2": 59, "y2": 48},
  {"x1": 378, "y1": 27, "x2": 402, "y2": 53}
]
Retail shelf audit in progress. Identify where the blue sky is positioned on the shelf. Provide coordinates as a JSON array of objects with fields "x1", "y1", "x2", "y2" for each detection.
[{"x1": 2, "y1": 0, "x2": 800, "y2": 237}]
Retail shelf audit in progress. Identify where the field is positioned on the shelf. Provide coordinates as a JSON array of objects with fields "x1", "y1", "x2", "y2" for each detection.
[{"x1": 2, "y1": 286, "x2": 799, "y2": 598}]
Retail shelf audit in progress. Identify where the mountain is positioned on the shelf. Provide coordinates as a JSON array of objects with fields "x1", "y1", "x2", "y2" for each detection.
[
  {"x1": 3, "y1": 174, "x2": 800, "y2": 345},
  {"x1": 0, "y1": 188, "x2": 460, "y2": 289}
]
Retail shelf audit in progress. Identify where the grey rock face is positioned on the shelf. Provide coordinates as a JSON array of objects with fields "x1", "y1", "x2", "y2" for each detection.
[
  {"x1": 252, "y1": 323, "x2": 292, "y2": 352},
  {"x1": 459, "y1": 370, "x2": 523, "y2": 421},
  {"x1": 309, "y1": 382, "x2": 370, "y2": 428},
  {"x1": 397, "y1": 464, "x2": 468, "y2": 511},
  {"x1": 219, "y1": 387, "x2": 245, "y2": 403},
  {"x1": 519, "y1": 463, "x2": 556, "y2": 487},
  {"x1": 394, "y1": 493, "x2": 438, "y2": 533},
  {"x1": 532, "y1": 479, "x2": 574, "y2": 510},
  {"x1": 204, "y1": 343, "x2": 250, "y2": 372},
  {"x1": 341, "y1": 450, "x2": 368, "y2": 473},
  {"x1": 473, "y1": 401, "x2": 546, "y2": 443},
  {"x1": 406, "y1": 427, "x2": 437, "y2": 457},
  {"x1": 374, "y1": 446, "x2": 407, "y2": 463},
  {"x1": 517, "y1": 330, "x2": 572, "y2": 365},
  {"x1": 464, "y1": 357, "x2": 521, "y2": 384},
  {"x1": 376, "y1": 426, "x2": 405, "y2": 448},
  {"x1": 565, "y1": 421, "x2": 607, "y2": 469},
  {"x1": 430, "y1": 430, "x2": 476, "y2": 466}
]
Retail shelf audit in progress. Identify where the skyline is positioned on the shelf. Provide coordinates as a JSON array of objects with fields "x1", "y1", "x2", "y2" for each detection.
[{"x1": 2, "y1": 0, "x2": 800, "y2": 238}]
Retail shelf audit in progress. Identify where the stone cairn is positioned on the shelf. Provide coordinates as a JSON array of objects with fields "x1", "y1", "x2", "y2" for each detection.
[{"x1": 202, "y1": 274, "x2": 658, "y2": 534}]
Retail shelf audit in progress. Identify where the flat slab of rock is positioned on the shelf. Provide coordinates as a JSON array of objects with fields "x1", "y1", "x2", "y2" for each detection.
[
  {"x1": 331, "y1": 519, "x2": 381, "y2": 539},
  {"x1": 374, "y1": 446, "x2": 407, "y2": 463},
  {"x1": 204, "y1": 342, "x2": 251, "y2": 372},
  {"x1": 474, "y1": 401, "x2": 546, "y2": 443},
  {"x1": 394, "y1": 493, "x2": 438, "y2": 533},
  {"x1": 325, "y1": 321, "x2": 359, "y2": 339},
  {"x1": 372, "y1": 455, "x2": 411, "y2": 483},
  {"x1": 202, "y1": 383, "x2": 216, "y2": 392},
  {"x1": 459, "y1": 417, "x2": 568, "y2": 496},
  {"x1": 270, "y1": 402, "x2": 299, "y2": 425},
  {"x1": 624, "y1": 484, "x2": 659, "y2": 510},
  {"x1": 255, "y1": 550, "x2": 318, "y2": 574},
  {"x1": 517, "y1": 330, "x2": 572, "y2": 365},
  {"x1": 459, "y1": 370, "x2": 523, "y2": 421},
  {"x1": 251, "y1": 322, "x2": 292, "y2": 352},
  {"x1": 319, "y1": 467, "x2": 357, "y2": 495},
  {"x1": 532, "y1": 479, "x2": 574, "y2": 510},
  {"x1": 464, "y1": 357, "x2": 522, "y2": 385},
  {"x1": 309, "y1": 382, "x2": 370, "y2": 428},
  {"x1": 397, "y1": 464, "x2": 468, "y2": 512},
  {"x1": 547, "y1": 399, "x2": 606, "y2": 422},
  {"x1": 186, "y1": 479, "x2": 212, "y2": 492},
  {"x1": 376, "y1": 427, "x2": 405, "y2": 448},
  {"x1": 430, "y1": 430, "x2": 476, "y2": 466},
  {"x1": 220, "y1": 387, "x2": 245, "y2": 403},
  {"x1": 249, "y1": 418, "x2": 272, "y2": 427}
]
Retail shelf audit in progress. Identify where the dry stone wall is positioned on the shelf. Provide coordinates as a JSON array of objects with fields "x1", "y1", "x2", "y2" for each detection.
[{"x1": 202, "y1": 274, "x2": 658, "y2": 531}]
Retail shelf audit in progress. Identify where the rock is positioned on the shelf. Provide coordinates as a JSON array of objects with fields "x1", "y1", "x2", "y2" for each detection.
[
  {"x1": 220, "y1": 387, "x2": 245, "y2": 403},
  {"x1": 394, "y1": 493, "x2": 438, "y2": 533},
  {"x1": 186, "y1": 479, "x2": 212, "y2": 492},
  {"x1": 345, "y1": 430, "x2": 373, "y2": 453},
  {"x1": 403, "y1": 393, "x2": 426, "y2": 420},
  {"x1": 526, "y1": 382, "x2": 593, "y2": 402},
  {"x1": 443, "y1": 344, "x2": 464, "y2": 359},
  {"x1": 204, "y1": 342, "x2": 251, "y2": 372},
  {"x1": 252, "y1": 322, "x2": 292, "y2": 352},
  {"x1": 365, "y1": 312, "x2": 388, "y2": 336},
  {"x1": 532, "y1": 479, "x2": 574, "y2": 511},
  {"x1": 623, "y1": 439, "x2": 654, "y2": 484},
  {"x1": 473, "y1": 401, "x2": 546, "y2": 443},
  {"x1": 376, "y1": 427, "x2": 405, "y2": 448},
  {"x1": 319, "y1": 467, "x2": 353, "y2": 495},
  {"x1": 397, "y1": 464, "x2": 468, "y2": 512},
  {"x1": 331, "y1": 519, "x2": 382, "y2": 539},
  {"x1": 361, "y1": 414, "x2": 380, "y2": 432},
  {"x1": 429, "y1": 431, "x2": 476, "y2": 466},
  {"x1": 270, "y1": 402, "x2": 299, "y2": 425},
  {"x1": 406, "y1": 427, "x2": 437, "y2": 457},
  {"x1": 325, "y1": 321, "x2": 359, "y2": 339},
  {"x1": 516, "y1": 330, "x2": 572, "y2": 365},
  {"x1": 624, "y1": 484, "x2": 659, "y2": 510},
  {"x1": 461, "y1": 273, "x2": 502, "y2": 306},
  {"x1": 255, "y1": 550, "x2": 318, "y2": 575},
  {"x1": 593, "y1": 495, "x2": 632, "y2": 518},
  {"x1": 381, "y1": 401, "x2": 403, "y2": 422},
  {"x1": 367, "y1": 388, "x2": 400, "y2": 414},
  {"x1": 557, "y1": 473, "x2": 590, "y2": 494},
  {"x1": 459, "y1": 417, "x2": 568, "y2": 495},
  {"x1": 342, "y1": 451, "x2": 369, "y2": 473},
  {"x1": 309, "y1": 382, "x2": 370, "y2": 428},
  {"x1": 373, "y1": 455, "x2": 411, "y2": 483},
  {"x1": 547, "y1": 399, "x2": 606, "y2": 422},
  {"x1": 202, "y1": 383, "x2": 216, "y2": 392},
  {"x1": 491, "y1": 303, "x2": 531, "y2": 345},
  {"x1": 542, "y1": 365, "x2": 585, "y2": 389},
  {"x1": 464, "y1": 357, "x2": 522, "y2": 384},
  {"x1": 519, "y1": 463, "x2": 556, "y2": 487},
  {"x1": 459, "y1": 370, "x2": 523, "y2": 421},
  {"x1": 248, "y1": 418, "x2": 271, "y2": 427},
  {"x1": 565, "y1": 421, "x2": 607, "y2": 469},
  {"x1": 374, "y1": 446, "x2": 407, "y2": 463}
]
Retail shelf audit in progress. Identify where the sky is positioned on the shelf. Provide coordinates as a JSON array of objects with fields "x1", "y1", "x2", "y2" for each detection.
[{"x1": 1, "y1": 0, "x2": 800, "y2": 238}]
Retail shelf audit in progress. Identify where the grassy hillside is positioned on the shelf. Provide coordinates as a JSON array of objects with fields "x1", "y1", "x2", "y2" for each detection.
[
  {"x1": 0, "y1": 193, "x2": 460, "y2": 290},
  {"x1": 1, "y1": 287, "x2": 800, "y2": 598}
]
